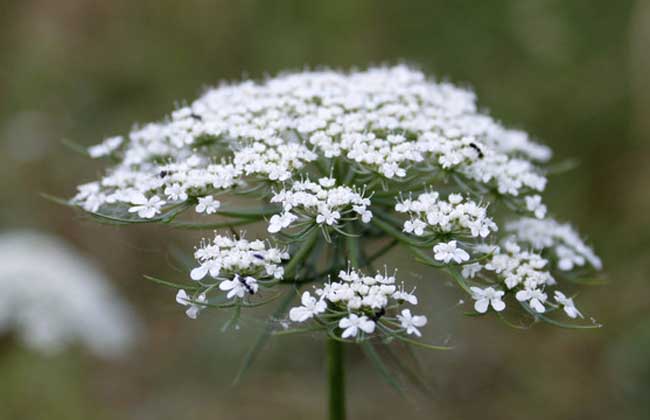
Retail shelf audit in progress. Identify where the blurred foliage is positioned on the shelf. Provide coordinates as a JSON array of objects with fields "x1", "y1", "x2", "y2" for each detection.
[{"x1": 0, "y1": 0, "x2": 648, "y2": 419}]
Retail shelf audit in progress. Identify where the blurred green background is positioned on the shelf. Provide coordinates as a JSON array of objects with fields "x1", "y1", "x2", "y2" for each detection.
[{"x1": 1, "y1": 0, "x2": 649, "y2": 419}]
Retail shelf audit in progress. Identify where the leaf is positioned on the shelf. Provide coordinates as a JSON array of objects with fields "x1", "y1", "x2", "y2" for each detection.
[
  {"x1": 360, "y1": 342, "x2": 405, "y2": 396},
  {"x1": 496, "y1": 311, "x2": 532, "y2": 330},
  {"x1": 545, "y1": 159, "x2": 580, "y2": 176},
  {"x1": 283, "y1": 229, "x2": 320, "y2": 279},
  {"x1": 215, "y1": 206, "x2": 280, "y2": 220},
  {"x1": 382, "y1": 343, "x2": 432, "y2": 396},
  {"x1": 232, "y1": 289, "x2": 297, "y2": 385},
  {"x1": 40, "y1": 193, "x2": 74, "y2": 207},
  {"x1": 143, "y1": 274, "x2": 199, "y2": 291},
  {"x1": 271, "y1": 325, "x2": 326, "y2": 336},
  {"x1": 168, "y1": 218, "x2": 257, "y2": 230},
  {"x1": 519, "y1": 302, "x2": 602, "y2": 329},
  {"x1": 394, "y1": 335, "x2": 454, "y2": 351},
  {"x1": 444, "y1": 267, "x2": 472, "y2": 294},
  {"x1": 61, "y1": 138, "x2": 90, "y2": 157}
]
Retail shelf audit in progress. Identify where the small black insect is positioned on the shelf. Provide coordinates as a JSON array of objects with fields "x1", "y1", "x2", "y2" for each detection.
[
  {"x1": 253, "y1": 253, "x2": 265, "y2": 260},
  {"x1": 159, "y1": 170, "x2": 170, "y2": 178},
  {"x1": 241, "y1": 277, "x2": 257, "y2": 295},
  {"x1": 371, "y1": 307, "x2": 386, "y2": 322},
  {"x1": 190, "y1": 113, "x2": 203, "y2": 121},
  {"x1": 469, "y1": 142, "x2": 484, "y2": 159}
]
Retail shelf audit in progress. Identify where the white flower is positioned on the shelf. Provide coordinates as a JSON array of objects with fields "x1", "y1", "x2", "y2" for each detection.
[
  {"x1": 268, "y1": 212, "x2": 298, "y2": 233},
  {"x1": 516, "y1": 288, "x2": 547, "y2": 313},
  {"x1": 269, "y1": 179, "x2": 371, "y2": 233},
  {"x1": 316, "y1": 207, "x2": 340, "y2": 226},
  {"x1": 403, "y1": 219, "x2": 426, "y2": 236},
  {"x1": 219, "y1": 275, "x2": 258, "y2": 299},
  {"x1": 397, "y1": 309, "x2": 427, "y2": 337},
  {"x1": 525, "y1": 195, "x2": 547, "y2": 219},
  {"x1": 554, "y1": 291, "x2": 583, "y2": 319},
  {"x1": 506, "y1": 218, "x2": 601, "y2": 271},
  {"x1": 462, "y1": 262, "x2": 483, "y2": 279},
  {"x1": 470, "y1": 286, "x2": 506, "y2": 313},
  {"x1": 195, "y1": 195, "x2": 221, "y2": 214},
  {"x1": 393, "y1": 288, "x2": 418, "y2": 305},
  {"x1": 88, "y1": 136, "x2": 123, "y2": 158},
  {"x1": 190, "y1": 259, "x2": 221, "y2": 281},
  {"x1": 176, "y1": 289, "x2": 207, "y2": 319},
  {"x1": 398, "y1": 193, "x2": 497, "y2": 239},
  {"x1": 0, "y1": 232, "x2": 139, "y2": 358},
  {"x1": 289, "y1": 292, "x2": 327, "y2": 322},
  {"x1": 128, "y1": 194, "x2": 165, "y2": 219},
  {"x1": 433, "y1": 240, "x2": 470, "y2": 264},
  {"x1": 165, "y1": 183, "x2": 188, "y2": 201},
  {"x1": 338, "y1": 314, "x2": 375, "y2": 338}
]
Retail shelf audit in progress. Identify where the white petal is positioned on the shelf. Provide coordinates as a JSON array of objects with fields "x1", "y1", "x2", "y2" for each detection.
[
  {"x1": 176, "y1": 289, "x2": 189, "y2": 305},
  {"x1": 474, "y1": 298, "x2": 489, "y2": 313},
  {"x1": 341, "y1": 326, "x2": 357, "y2": 339},
  {"x1": 190, "y1": 265, "x2": 208, "y2": 281},
  {"x1": 491, "y1": 299, "x2": 506, "y2": 312}
]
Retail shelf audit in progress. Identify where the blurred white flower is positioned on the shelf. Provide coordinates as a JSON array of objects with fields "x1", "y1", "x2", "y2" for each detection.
[
  {"x1": 433, "y1": 240, "x2": 470, "y2": 264},
  {"x1": 176, "y1": 289, "x2": 207, "y2": 319},
  {"x1": 554, "y1": 291, "x2": 583, "y2": 319},
  {"x1": 470, "y1": 286, "x2": 506, "y2": 313},
  {"x1": 397, "y1": 309, "x2": 428, "y2": 337},
  {"x1": 0, "y1": 232, "x2": 140, "y2": 358},
  {"x1": 289, "y1": 292, "x2": 327, "y2": 322},
  {"x1": 195, "y1": 195, "x2": 220, "y2": 214},
  {"x1": 339, "y1": 314, "x2": 375, "y2": 339},
  {"x1": 128, "y1": 194, "x2": 165, "y2": 219}
]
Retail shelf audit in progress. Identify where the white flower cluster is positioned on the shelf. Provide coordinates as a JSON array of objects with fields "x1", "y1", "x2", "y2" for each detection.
[
  {"x1": 68, "y1": 66, "x2": 602, "y2": 338},
  {"x1": 268, "y1": 177, "x2": 372, "y2": 233},
  {"x1": 506, "y1": 218, "x2": 602, "y2": 271},
  {"x1": 73, "y1": 66, "x2": 550, "y2": 219},
  {"x1": 396, "y1": 192, "x2": 497, "y2": 239},
  {"x1": 0, "y1": 232, "x2": 139, "y2": 358},
  {"x1": 177, "y1": 234, "x2": 289, "y2": 319},
  {"x1": 484, "y1": 241, "x2": 554, "y2": 313},
  {"x1": 289, "y1": 268, "x2": 427, "y2": 339},
  {"x1": 465, "y1": 240, "x2": 588, "y2": 318}
]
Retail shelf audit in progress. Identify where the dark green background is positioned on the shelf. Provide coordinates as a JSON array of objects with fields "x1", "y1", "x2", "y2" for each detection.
[{"x1": 1, "y1": 1, "x2": 648, "y2": 419}]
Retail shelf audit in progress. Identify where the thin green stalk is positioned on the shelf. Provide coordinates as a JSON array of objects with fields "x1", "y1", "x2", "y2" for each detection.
[{"x1": 327, "y1": 338, "x2": 346, "y2": 420}]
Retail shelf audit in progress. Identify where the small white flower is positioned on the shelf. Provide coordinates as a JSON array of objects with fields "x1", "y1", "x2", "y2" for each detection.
[
  {"x1": 318, "y1": 177, "x2": 336, "y2": 188},
  {"x1": 554, "y1": 291, "x2": 583, "y2": 319},
  {"x1": 190, "y1": 259, "x2": 221, "y2": 281},
  {"x1": 397, "y1": 309, "x2": 427, "y2": 337},
  {"x1": 165, "y1": 183, "x2": 188, "y2": 201},
  {"x1": 219, "y1": 275, "x2": 258, "y2": 300},
  {"x1": 316, "y1": 207, "x2": 341, "y2": 226},
  {"x1": 403, "y1": 219, "x2": 426, "y2": 236},
  {"x1": 268, "y1": 212, "x2": 298, "y2": 233},
  {"x1": 176, "y1": 289, "x2": 207, "y2": 319},
  {"x1": 195, "y1": 195, "x2": 221, "y2": 214},
  {"x1": 128, "y1": 194, "x2": 165, "y2": 219},
  {"x1": 353, "y1": 205, "x2": 373, "y2": 223},
  {"x1": 462, "y1": 262, "x2": 483, "y2": 279},
  {"x1": 433, "y1": 240, "x2": 470, "y2": 264},
  {"x1": 338, "y1": 314, "x2": 375, "y2": 338},
  {"x1": 470, "y1": 286, "x2": 506, "y2": 313},
  {"x1": 88, "y1": 136, "x2": 123, "y2": 158},
  {"x1": 393, "y1": 288, "x2": 418, "y2": 305},
  {"x1": 289, "y1": 292, "x2": 327, "y2": 322},
  {"x1": 516, "y1": 288, "x2": 547, "y2": 313},
  {"x1": 525, "y1": 195, "x2": 547, "y2": 219}
]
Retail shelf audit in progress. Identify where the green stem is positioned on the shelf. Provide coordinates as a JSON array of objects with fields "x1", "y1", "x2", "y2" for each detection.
[{"x1": 327, "y1": 338, "x2": 346, "y2": 420}]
